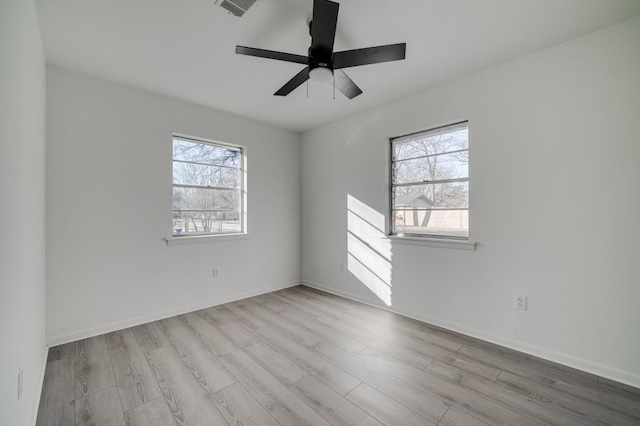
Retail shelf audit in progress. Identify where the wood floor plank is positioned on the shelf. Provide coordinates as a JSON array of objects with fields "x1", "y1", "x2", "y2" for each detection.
[
  {"x1": 243, "y1": 341, "x2": 309, "y2": 386},
  {"x1": 471, "y1": 339, "x2": 599, "y2": 387},
  {"x1": 275, "y1": 290, "x2": 434, "y2": 369},
  {"x1": 291, "y1": 375, "x2": 384, "y2": 426},
  {"x1": 356, "y1": 345, "x2": 543, "y2": 426},
  {"x1": 529, "y1": 371, "x2": 640, "y2": 420},
  {"x1": 293, "y1": 288, "x2": 429, "y2": 337},
  {"x1": 346, "y1": 383, "x2": 435, "y2": 426},
  {"x1": 432, "y1": 352, "x2": 501, "y2": 382},
  {"x1": 36, "y1": 359, "x2": 75, "y2": 426},
  {"x1": 414, "y1": 319, "x2": 487, "y2": 349},
  {"x1": 75, "y1": 386, "x2": 126, "y2": 426},
  {"x1": 178, "y1": 312, "x2": 237, "y2": 356},
  {"x1": 220, "y1": 349, "x2": 332, "y2": 426},
  {"x1": 131, "y1": 322, "x2": 170, "y2": 354},
  {"x1": 266, "y1": 294, "x2": 370, "y2": 354},
  {"x1": 458, "y1": 343, "x2": 598, "y2": 390},
  {"x1": 47, "y1": 342, "x2": 75, "y2": 363},
  {"x1": 218, "y1": 321, "x2": 258, "y2": 348},
  {"x1": 146, "y1": 346, "x2": 229, "y2": 425},
  {"x1": 281, "y1": 307, "x2": 368, "y2": 354},
  {"x1": 313, "y1": 341, "x2": 448, "y2": 424},
  {"x1": 261, "y1": 299, "x2": 287, "y2": 313},
  {"x1": 339, "y1": 302, "x2": 463, "y2": 353},
  {"x1": 280, "y1": 289, "x2": 452, "y2": 366},
  {"x1": 221, "y1": 304, "x2": 268, "y2": 329},
  {"x1": 271, "y1": 292, "x2": 377, "y2": 353},
  {"x1": 143, "y1": 349, "x2": 185, "y2": 426},
  {"x1": 210, "y1": 382, "x2": 280, "y2": 426},
  {"x1": 438, "y1": 407, "x2": 490, "y2": 426},
  {"x1": 295, "y1": 286, "x2": 463, "y2": 352},
  {"x1": 250, "y1": 294, "x2": 272, "y2": 304},
  {"x1": 159, "y1": 316, "x2": 184, "y2": 330},
  {"x1": 255, "y1": 325, "x2": 362, "y2": 396},
  {"x1": 123, "y1": 397, "x2": 176, "y2": 426},
  {"x1": 598, "y1": 376, "x2": 640, "y2": 403},
  {"x1": 241, "y1": 301, "x2": 321, "y2": 349},
  {"x1": 425, "y1": 360, "x2": 594, "y2": 426},
  {"x1": 496, "y1": 370, "x2": 640, "y2": 426},
  {"x1": 383, "y1": 316, "x2": 464, "y2": 353},
  {"x1": 75, "y1": 335, "x2": 117, "y2": 399},
  {"x1": 106, "y1": 329, "x2": 162, "y2": 411},
  {"x1": 199, "y1": 307, "x2": 234, "y2": 327},
  {"x1": 161, "y1": 324, "x2": 237, "y2": 394}
]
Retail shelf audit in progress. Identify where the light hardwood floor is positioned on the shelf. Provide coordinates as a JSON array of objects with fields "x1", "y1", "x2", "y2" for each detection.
[{"x1": 37, "y1": 285, "x2": 640, "y2": 425}]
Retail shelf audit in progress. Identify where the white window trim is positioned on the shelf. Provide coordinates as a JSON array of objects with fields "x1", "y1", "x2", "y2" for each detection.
[
  {"x1": 170, "y1": 133, "x2": 247, "y2": 242},
  {"x1": 385, "y1": 235, "x2": 476, "y2": 250},
  {"x1": 164, "y1": 233, "x2": 250, "y2": 246},
  {"x1": 388, "y1": 121, "x2": 471, "y2": 244}
]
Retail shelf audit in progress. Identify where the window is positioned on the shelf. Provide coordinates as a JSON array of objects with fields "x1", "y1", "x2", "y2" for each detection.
[
  {"x1": 390, "y1": 122, "x2": 469, "y2": 239},
  {"x1": 172, "y1": 135, "x2": 245, "y2": 237}
]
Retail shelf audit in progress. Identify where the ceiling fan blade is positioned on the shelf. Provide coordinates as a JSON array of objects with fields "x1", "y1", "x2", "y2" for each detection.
[
  {"x1": 274, "y1": 67, "x2": 310, "y2": 96},
  {"x1": 334, "y1": 70, "x2": 363, "y2": 99},
  {"x1": 236, "y1": 46, "x2": 308, "y2": 64},
  {"x1": 333, "y1": 43, "x2": 406, "y2": 69},
  {"x1": 310, "y1": 0, "x2": 339, "y2": 56}
]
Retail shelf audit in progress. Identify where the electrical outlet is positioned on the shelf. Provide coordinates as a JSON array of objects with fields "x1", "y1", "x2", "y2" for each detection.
[
  {"x1": 18, "y1": 368, "x2": 23, "y2": 400},
  {"x1": 339, "y1": 263, "x2": 345, "y2": 272},
  {"x1": 516, "y1": 295, "x2": 527, "y2": 311},
  {"x1": 212, "y1": 268, "x2": 219, "y2": 279}
]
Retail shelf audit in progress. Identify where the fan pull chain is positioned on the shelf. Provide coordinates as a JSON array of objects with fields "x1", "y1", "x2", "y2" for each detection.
[
  {"x1": 333, "y1": 73, "x2": 336, "y2": 100},
  {"x1": 306, "y1": 80, "x2": 309, "y2": 98}
]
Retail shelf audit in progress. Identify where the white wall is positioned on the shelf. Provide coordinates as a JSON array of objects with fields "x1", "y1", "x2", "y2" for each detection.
[
  {"x1": 0, "y1": 1, "x2": 47, "y2": 425},
  {"x1": 302, "y1": 17, "x2": 640, "y2": 387},
  {"x1": 46, "y1": 67, "x2": 301, "y2": 343}
]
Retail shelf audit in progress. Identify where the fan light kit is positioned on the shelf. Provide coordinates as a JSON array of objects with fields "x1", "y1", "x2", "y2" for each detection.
[
  {"x1": 309, "y1": 66, "x2": 333, "y2": 82},
  {"x1": 235, "y1": 0, "x2": 407, "y2": 99}
]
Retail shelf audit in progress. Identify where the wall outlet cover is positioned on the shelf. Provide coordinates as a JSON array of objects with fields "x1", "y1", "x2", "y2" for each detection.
[{"x1": 516, "y1": 295, "x2": 528, "y2": 311}]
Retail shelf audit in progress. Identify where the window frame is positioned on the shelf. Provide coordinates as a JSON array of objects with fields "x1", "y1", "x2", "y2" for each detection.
[
  {"x1": 171, "y1": 133, "x2": 246, "y2": 239},
  {"x1": 388, "y1": 121, "x2": 470, "y2": 241}
]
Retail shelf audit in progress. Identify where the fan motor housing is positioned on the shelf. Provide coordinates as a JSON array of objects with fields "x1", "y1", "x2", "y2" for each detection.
[
  {"x1": 308, "y1": 47, "x2": 333, "y2": 72},
  {"x1": 310, "y1": 59, "x2": 332, "y2": 72}
]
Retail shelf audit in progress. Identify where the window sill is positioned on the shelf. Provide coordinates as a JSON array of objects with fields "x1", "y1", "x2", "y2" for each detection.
[
  {"x1": 164, "y1": 233, "x2": 249, "y2": 246},
  {"x1": 385, "y1": 235, "x2": 476, "y2": 251}
]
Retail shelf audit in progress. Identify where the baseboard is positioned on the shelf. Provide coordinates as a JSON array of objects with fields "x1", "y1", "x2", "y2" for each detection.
[
  {"x1": 301, "y1": 280, "x2": 640, "y2": 390},
  {"x1": 47, "y1": 280, "x2": 301, "y2": 346},
  {"x1": 31, "y1": 344, "x2": 48, "y2": 426}
]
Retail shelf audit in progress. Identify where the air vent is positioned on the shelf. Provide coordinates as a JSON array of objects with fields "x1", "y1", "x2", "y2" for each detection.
[{"x1": 220, "y1": 0, "x2": 257, "y2": 17}]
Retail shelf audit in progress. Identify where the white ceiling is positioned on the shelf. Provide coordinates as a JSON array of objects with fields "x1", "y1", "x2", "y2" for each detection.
[{"x1": 36, "y1": 0, "x2": 640, "y2": 132}]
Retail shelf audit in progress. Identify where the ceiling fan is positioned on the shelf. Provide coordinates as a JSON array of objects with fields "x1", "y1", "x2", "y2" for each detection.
[{"x1": 235, "y1": 0, "x2": 406, "y2": 99}]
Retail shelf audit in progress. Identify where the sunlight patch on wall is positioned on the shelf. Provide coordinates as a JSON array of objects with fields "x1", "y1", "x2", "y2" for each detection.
[{"x1": 347, "y1": 195, "x2": 393, "y2": 306}]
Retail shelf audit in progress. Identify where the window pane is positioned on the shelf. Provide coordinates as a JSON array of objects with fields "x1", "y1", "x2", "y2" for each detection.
[
  {"x1": 172, "y1": 211, "x2": 241, "y2": 235},
  {"x1": 392, "y1": 127, "x2": 468, "y2": 161},
  {"x1": 392, "y1": 209, "x2": 468, "y2": 238},
  {"x1": 173, "y1": 139, "x2": 241, "y2": 167},
  {"x1": 173, "y1": 161, "x2": 240, "y2": 187},
  {"x1": 173, "y1": 187, "x2": 239, "y2": 212},
  {"x1": 393, "y1": 150, "x2": 468, "y2": 184},
  {"x1": 393, "y1": 182, "x2": 469, "y2": 210}
]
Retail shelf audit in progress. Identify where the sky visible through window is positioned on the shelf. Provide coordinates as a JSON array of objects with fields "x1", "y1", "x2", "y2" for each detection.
[
  {"x1": 391, "y1": 123, "x2": 469, "y2": 239},
  {"x1": 172, "y1": 137, "x2": 243, "y2": 236}
]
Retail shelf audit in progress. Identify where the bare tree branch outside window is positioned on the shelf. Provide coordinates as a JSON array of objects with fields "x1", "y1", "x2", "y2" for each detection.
[
  {"x1": 391, "y1": 122, "x2": 469, "y2": 239},
  {"x1": 172, "y1": 137, "x2": 244, "y2": 236}
]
